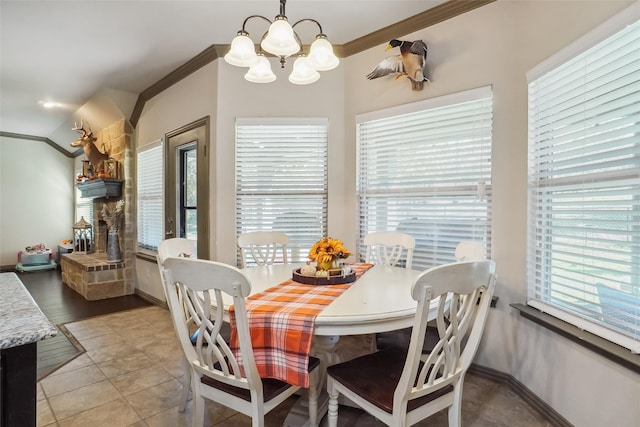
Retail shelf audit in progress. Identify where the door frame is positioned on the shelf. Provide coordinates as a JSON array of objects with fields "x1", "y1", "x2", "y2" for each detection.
[{"x1": 165, "y1": 117, "x2": 210, "y2": 259}]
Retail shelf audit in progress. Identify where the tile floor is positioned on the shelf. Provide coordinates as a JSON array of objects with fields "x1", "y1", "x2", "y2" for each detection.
[{"x1": 37, "y1": 306, "x2": 552, "y2": 427}]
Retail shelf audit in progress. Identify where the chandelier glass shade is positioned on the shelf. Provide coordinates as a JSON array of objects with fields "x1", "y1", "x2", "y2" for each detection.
[
  {"x1": 224, "y1": 0, "x2": 339, "y2": 85},
  {"x1": 245, "y1": 54, "x2": 277, "y2": 83}
]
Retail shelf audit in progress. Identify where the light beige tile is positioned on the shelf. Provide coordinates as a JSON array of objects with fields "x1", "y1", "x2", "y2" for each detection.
[
  {"x1": 37, "y1": 399, "x2": 56, "y2": 426},
  {"x1": 125, "y1": 378, "x2": 183, "y2": 419},
  {"x1": 111, "y1": 366, "x2": 175, "y2": 396},
  {"x1": 80, "y1": 332, "x2": 126, "y2": 351},
  {"x1": 64, "y1": 318, "x2": 112, "y2": 339},
  {"x1": 96, "y1": 350, "x2": 156, "y2": 378},
  {"x1": 47, "y1": 379, "x2": 122, "y2": 421},
  {"x1": 40, "y1": 365, "x2": 106, "y2": 397},
  {"x1": 47, "y1": 353, "x2": 93, "y2": 377},
  {"x1": 57, "y1": 398, "x2": 141, "y2": 427},
  {"x1": 143, "y1": 399, "x2": 236, "y2": 427},
  {"x1": 143, "y1": 405, "x2": 193, "y2": 427},
  {"x1": 86, "y1": 340, "x2": 134, "y2": 364},
  {"x1": 37, "y1": 382, "x2": 45, "y2": 401}
]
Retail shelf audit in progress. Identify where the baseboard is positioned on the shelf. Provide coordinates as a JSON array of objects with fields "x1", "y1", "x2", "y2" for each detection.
[
  {"x1": 134, "y1": 288, "x2": 167, "y2": 309},
  {"x1": 469, "y1": 364, "x2": 573, "y2": 427}
]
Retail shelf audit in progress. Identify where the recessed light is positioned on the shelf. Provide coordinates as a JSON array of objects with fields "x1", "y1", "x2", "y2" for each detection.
[{"x1": 40, "y1": 101, "x2": 61, "y2": 109}]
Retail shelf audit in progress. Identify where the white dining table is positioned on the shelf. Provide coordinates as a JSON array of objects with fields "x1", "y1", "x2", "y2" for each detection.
[
  {"x1": 238, "y1": 262, "x2": 427, "y2": 336},
  {"x1": 226, "y1": 262, "x2": 432, "y2": 427}
]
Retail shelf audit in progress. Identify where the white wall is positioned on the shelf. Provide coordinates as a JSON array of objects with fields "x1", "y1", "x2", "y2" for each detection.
[
  {"x1": 134, "y1": 1, "x2": 639, "y2": 425},
  {"x1": 0, "y1": 136, "x2": 74, "y2": 266},
  {"x1": 343, "y1": 1, "x2": 639, "y2": 426}
]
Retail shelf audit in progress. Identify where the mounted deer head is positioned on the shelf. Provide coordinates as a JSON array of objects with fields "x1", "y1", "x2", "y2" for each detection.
[{"x1": 71, "y1": 119, "x2": 110, "y2": 174}]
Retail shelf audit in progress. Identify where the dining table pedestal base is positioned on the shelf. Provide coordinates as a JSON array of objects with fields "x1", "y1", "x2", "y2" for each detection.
[{"x1": 283, "y1": 334, "x2": 374, "y2": 426}]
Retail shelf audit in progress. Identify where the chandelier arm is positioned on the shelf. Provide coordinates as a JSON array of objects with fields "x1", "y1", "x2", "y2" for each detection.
[
  {"x1": 291, "y1": 18, "x2": 323, "y2": 35},
  {"x1": 241, "y1": 15, "x2": 273, "y2": 32}
]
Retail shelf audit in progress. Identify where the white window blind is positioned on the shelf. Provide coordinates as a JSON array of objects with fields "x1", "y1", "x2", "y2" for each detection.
[
  {"x1": 75, "y1": 185, "x2": 93, "y2": 226},
  {"x1": 527, "y1": 11, "x2": 640, "y2": 352},
  {"x1": 235, "y1": 118, "x2": 328, "y2": 265},
  {"x1": 137, "y1": 140, "x2": 164, "y2": 251},
  {"x1": 357, "y1": 86, "x2": 493, "y2": 270}
]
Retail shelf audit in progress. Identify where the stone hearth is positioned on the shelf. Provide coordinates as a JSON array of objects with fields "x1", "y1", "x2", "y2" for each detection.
[
  {"x1": 60, "y1": 253, "x2": 126, "y2": 300},
  {"x1": 61, "y1": 119, "x2": 135, "y2": 300}
]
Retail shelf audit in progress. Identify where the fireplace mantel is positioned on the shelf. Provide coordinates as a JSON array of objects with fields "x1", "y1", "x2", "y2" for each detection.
[{"x1": 76, "y1": 178, "x2": 122, "y2": 199}]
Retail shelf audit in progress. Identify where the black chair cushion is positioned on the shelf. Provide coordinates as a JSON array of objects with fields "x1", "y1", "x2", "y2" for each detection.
[
  {"x1": 376, "y1": 326, "x2": 440, "y2": 354},
  {"x1": 201, "y1": 356, "x2": 320, "y2": 402},
  {"x1": 327, "y1": 348, "x2": 452, "y2": 413}
]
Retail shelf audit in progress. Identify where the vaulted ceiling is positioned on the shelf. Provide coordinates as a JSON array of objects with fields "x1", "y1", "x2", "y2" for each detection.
[{"x1": 0, "y1": 0, "x2": 493, "y2": 154}]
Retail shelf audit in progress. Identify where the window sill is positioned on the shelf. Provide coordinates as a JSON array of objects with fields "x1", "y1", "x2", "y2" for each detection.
[
  {"x1": 511, "y1": 303, "x2": 640, "y2": 374},
  {"x1": 136, "y1": 252, "x2": 157, "y2": 263}
]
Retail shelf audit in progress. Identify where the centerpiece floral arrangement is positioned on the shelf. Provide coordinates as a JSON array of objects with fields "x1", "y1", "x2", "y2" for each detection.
[
  {"x1": 308, "y1": 237, "x2": 352, "y2": 271},
  {"x1": 101, "y1": 200, "x2": 125, "y2": 232}
]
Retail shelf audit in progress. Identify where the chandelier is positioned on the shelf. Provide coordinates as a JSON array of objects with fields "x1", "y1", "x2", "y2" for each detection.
[{"x1": 224, "y1": 0, "x2": 340, "y2": 85}]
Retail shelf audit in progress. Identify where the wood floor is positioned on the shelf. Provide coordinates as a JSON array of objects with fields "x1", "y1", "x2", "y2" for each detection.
[{"x1": 14, "y1": 268, "x2": 152, "y2": 379}]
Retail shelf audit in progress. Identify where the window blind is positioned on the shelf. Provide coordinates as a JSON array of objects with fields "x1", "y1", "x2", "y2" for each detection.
[
  {"x1": 75, "y1": 186, "x2": 93, "y2": 226},
  {"x1": 137, "y1": 141, "x2": 164, "y2": 251},
  {"x1": 527, "y1": 14, "x2": 640, "y2": 352},
  {"x1": 356, "y1": 87, "x2": 493, "y2": 270},
  {"x1": 235, "y1": 118, "x2": 328, "y2": 265}
]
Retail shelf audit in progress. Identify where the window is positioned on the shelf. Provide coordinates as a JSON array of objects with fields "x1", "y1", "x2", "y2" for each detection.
[
  {"x1": 137, "y1": 140, "x2": 164, "y2": 251},
  {"x1": 75, "y1": 186, "x2": 93, "y2": 225},
  {"x1": 527, "y1": 9, "x2": 640, "y2": 352},
  {"x1": 179, "y1": 143, "x2": 197, "y2": 240},
  {"x1": 357, "y1": 87, "x2": 493, "y2": 270},
  {"x1": 235, "y1": 118, "x2": 328, "y2": 265}
]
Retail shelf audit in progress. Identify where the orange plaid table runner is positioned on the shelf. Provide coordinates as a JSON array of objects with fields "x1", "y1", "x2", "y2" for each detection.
[{"x1": 229, "y1": 263, "x2": 373, "y2": 387}]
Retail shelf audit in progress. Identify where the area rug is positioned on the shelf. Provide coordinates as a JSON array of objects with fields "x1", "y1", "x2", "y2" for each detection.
[{"x1": 37, "y1": 323, "x2": 85, "y2": 380}]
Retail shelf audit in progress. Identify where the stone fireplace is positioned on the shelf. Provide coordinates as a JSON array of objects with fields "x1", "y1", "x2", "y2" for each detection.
[{"x1": 60, "y1": 119, "x2": 136, "y2": 300}]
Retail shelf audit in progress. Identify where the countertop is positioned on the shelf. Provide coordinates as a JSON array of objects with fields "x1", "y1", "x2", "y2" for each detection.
[{"x1": 0, "y1": 272, "x2": 57, "y2": 350}]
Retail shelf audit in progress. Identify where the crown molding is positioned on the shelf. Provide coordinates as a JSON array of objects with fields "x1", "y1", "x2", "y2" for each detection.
[
  {"x1": 342, "y1": 0, "x2": 496, "y2": 56},
  {"x1": 0, "y1": 131, "x2": 80, "y2": 158},
  {"x1": 130, "y1": 0, "x2": 496, "y2": 127}
]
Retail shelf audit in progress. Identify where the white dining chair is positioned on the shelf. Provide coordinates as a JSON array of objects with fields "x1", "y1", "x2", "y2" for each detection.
[
  {"x1": 157, "y1": 238, "x2": 197, "y2": 412},
  {"x1": 377, "y1": 240, "x2": 487, "y2": 353},
  {"x1": 365, "y1": 231, "x2": 416, "y2": 350},
  {"x1": 161, "y1": 256, "x2": 320, "y2": 427},
  {"x1": 364, "y1": 231, "x2": 415, "y2": 269},
  {"x1": 327, "y1": 260, "x2": 496, "y2": 427},
  {"x1": 455, "y1": 240, "x2": 485, "y2": 261},
  {"x1": 238, "y1": 231, "x2": 289, "y2": 268}
]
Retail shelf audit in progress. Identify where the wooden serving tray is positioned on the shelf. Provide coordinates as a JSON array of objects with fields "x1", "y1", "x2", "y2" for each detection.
[{"x1": 292, "y1": 268, "x2": 356, "y2": 285}]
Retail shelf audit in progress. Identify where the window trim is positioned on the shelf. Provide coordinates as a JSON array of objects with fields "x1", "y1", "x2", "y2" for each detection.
[{"x1": 525, "y1": 3, "x2": 640, "y2": 352}]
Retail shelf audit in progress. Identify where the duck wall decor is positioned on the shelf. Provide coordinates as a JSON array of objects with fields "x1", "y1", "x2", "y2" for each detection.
[{"x1": 366, "y1": 39, "x2": 429, "y2": 91}]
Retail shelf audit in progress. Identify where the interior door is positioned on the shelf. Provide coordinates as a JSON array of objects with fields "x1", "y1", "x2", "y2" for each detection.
[{"x1": 165, "y1": 117, "x2": 210, "y2": 259}]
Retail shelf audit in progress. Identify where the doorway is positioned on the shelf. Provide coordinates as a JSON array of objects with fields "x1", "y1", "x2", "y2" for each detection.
[{"x1": 165, "y1": 117, "x2": 210, "y2": 259}]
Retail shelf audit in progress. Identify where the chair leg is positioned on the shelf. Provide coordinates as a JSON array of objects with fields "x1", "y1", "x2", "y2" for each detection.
[
  {"x1": 179, "y1": 358, "x2": 191, "y2": 412},
  {"x1": 192, "y1": 382, "x2": 205, "y2": 427},
  {"x1": 327, "y1": 378, "x2": 339, "y2": 427},
  {"x1": 447, "y1": 379, "x2": 464, "y2": 427},
  {"x1": 308, "y1": 369, "x2": 320, "y2": 427}
]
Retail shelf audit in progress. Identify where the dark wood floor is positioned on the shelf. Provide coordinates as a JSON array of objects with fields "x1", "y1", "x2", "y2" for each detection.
[{"x1": 14, "y1": 268, "x2": 152, "y2": 379}]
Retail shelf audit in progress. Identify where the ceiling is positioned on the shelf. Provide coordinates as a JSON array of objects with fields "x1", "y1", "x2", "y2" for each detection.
[{"x1": 0, "y1": 0, "x2": 482, "y2": 154}]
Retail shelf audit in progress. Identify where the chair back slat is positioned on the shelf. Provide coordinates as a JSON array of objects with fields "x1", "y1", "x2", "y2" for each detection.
[
  {"x1": 364, "y1": 231, "x2": 416, "y2": 268},
  {"x1": 238, "y1": 231, "x2": 290, "y2": 268}
]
